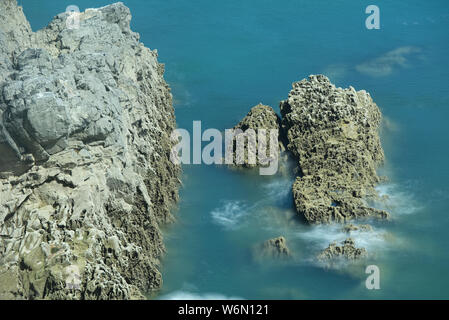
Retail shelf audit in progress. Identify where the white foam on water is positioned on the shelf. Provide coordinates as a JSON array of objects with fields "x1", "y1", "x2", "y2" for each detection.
[
  {"x1": 373, "y1": 183, "x2": 422, "y2": 216},
  {"x1": 262, "y1": 178, "x2": 293, "y2": 202},
  {"x1": 210, "y1": 201, "x2": 249, "y2": 229},
  {"x1": 210, "y1": 176, "x2": 293, "y2": 230},
  {"x1": 159, "y1": 291, "x2": 244, "y2": 300},
  {"x1": 294, "y1": 223, "x2": 389, "y2": 252}
]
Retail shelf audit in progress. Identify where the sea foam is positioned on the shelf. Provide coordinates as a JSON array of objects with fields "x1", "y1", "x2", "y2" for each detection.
[
  {"x1": 210, "y1": 201, "x2": 249, "y2": 229},
  {"x1": 373, "y1": 183, "x2": 422, "y2": 216},
  {"x1": 294, "y1": 223, "x2": 389, "y2": 253},
  {"x1": 159, "y1": 291, "x2": 244, "y2": 300}
]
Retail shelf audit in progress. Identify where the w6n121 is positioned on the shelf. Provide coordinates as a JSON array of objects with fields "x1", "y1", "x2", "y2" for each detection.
[{"x1": 221, "y1": 304, "x2": 269, "y2": 315}]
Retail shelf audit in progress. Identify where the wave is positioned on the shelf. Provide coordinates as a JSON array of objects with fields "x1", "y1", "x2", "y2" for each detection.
[
  {"x1": 294, "y1": 223, "x2": 389, "y2": 253},
  {"x1": 373, "y1": 183, "x2": 422, "y2": 216},
  {"x1": 210, "y1": 176, "x2": 294, "y2": 230},
  {"x1": 159, "y1": 290, "x2": 244, "y2": 300},
  {"x1": 262, "y1": 178, "x2": 293, "y2": 204},
  {"x1": 355, "y1": 46, "x2": 422, "y2": 77},
  {"x1": 210, "y1": 201, "x2": 249, "y2": 229}
]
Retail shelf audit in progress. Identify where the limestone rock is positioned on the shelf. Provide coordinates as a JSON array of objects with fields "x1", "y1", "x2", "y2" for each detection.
[
  {"x1": 228, "y1": 103, "x2": 283, "y2": 168},
  {"x1": 0, "y1": 0, "x2": 32, "y2": 72},
  {"x1": 0, "y1": 2, "x2": 180, "y2": 299},
  {"x1": 258, "y1": 236, "x2": 291, "y2": 259},
  {"x1": 342, "y1": 224, "x2": 373, "y2": 233},
  {"x1": 318, "y1": 238, "x2": 367, "y2": 261},
  {"x1": 280, "y1": 75, "x2": 389, "y2": 224},
  {"x1": 235, "y1": 104, "x2": 281, "y2": 133}
]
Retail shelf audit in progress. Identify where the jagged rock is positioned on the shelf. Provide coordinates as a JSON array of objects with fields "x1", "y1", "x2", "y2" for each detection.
[
  {"x1": 257, "y1": 236, "x2": 291, "y2": 259},
  {"x1": 0, "y1": 0, "x2": 34, "y2": 171},
  {"x1": 342, "y1": 224, "x2": 373, "y2": 233},
  {"x1": 0, "y1": 1, "x2": 180, "y2": 300},
  {"x1": 280, "y1": 75, "x2": 389, "y2": 224},
  {"x1": 318, "y1": 238, "x2": 367, "y2": 261},
  {"x1": 235, "y1": 104, "x2": 281, "y2": 134},
  {"x1": 228, "y1": 103, "x2": 283, "y2": 168},
  {"x1": 0, "y1": 0, "x2": 32, "y2": 67}
]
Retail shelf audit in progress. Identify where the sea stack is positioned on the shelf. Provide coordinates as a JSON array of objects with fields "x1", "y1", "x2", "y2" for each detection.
[
  {"x1": 0, "y1": 1, "x2": 180, "y2": 299},
  {"x1": 280, "y1": 75, "x2": 389, "y2": 224}
]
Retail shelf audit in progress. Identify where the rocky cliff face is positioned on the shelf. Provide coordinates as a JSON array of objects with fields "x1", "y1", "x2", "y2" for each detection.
[
  {"x1": 0, "y1": 1, "x2": 180, "y2": 299},
  {"x1": 281, "y1": 75, "x2": 388, "y2": 224}
]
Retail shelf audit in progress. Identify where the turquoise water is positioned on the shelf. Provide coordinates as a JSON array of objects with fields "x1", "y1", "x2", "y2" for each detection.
[{"x1": 22, "y1": 0, "x2": 449, "y2": 299}]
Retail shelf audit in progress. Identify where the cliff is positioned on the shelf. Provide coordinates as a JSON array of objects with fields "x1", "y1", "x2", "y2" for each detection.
[{"x1": 0, "y1": 1, "x2": 180, "y2": 299}]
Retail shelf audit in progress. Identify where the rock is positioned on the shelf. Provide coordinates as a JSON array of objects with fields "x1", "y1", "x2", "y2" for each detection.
[
  {"x1": 0, "y1": 0, "x2": 32, "y2": 67},
  {"x1": 228, "y1": 103, "x2": 283, "y2": 168},
  {"x1": 258, "y1": 236, "x2": 291, "y2": 259},
  {"x1": 0, "y1": 2, "x2": 180, "y2": 299},
  {"x1": 235, "y1": 104, "x2": 281, "y2": 134},
  {"x1": 0, "y1": 0, "x2": 34, "y2": 172},
  {"x1": 280, "y1": 75, "x2": 389, "y2": 224},
  {"x1": 318, "y1": 238, "x2": 367, "y2": 261},
  {"x1": 342, "y1": 224, "x2": 373, "y2": 233}
]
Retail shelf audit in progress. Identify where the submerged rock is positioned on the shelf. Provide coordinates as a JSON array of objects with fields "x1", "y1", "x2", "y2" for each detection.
[
  {"x1": 280, "y1": 75, "x2": 389, "y2": 224},
  {"x1": 0, "y1": 1, "x2": 180, "y2": 299},
  {"x1": 318, "y1": 238, "x2": 367, "y2": 262},
  {"x1": 342, "y1": 224, "x2": 373, "y2": 233},
  {"x1": 257, "y1": 236, "x2": 291, "y2": 259}
]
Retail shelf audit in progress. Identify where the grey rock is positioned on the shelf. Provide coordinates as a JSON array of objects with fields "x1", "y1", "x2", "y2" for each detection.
[{"x1": 0, "y1": 1, "x2": 180, "y2": 299}]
